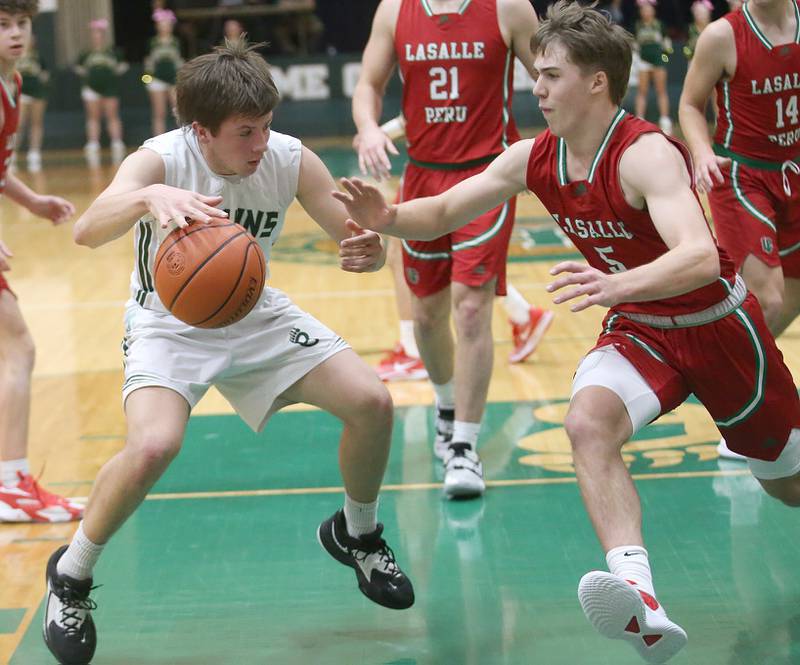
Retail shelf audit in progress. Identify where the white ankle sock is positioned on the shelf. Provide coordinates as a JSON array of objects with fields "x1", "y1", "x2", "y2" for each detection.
[
  {"x1": 432, "y1": 381, "x2": 455, "y2": 410},
  {"x1": 453, "y1": 420, "x2": 481, "y2": 448},
  {"x1": 57, "y1": 522, "x2": 104, "y2": 581},
  {"x1": 1, "y1": 458, "x2": 29, "y2": 487},
  {"x1": 504, "y1": 284, "x2": 531, "y2": 325},
  {"x1": 606, "y1": 545, "x2": 664, "y2": 615},
  {"x1": 343, "y1": 495, "x2": 378, "y2": 538},
  {"x1": 399, "y1": 320, "x2": 420, "y2": 358}
]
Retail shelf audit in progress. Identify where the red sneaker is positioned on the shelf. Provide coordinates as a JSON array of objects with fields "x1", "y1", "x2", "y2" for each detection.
[
  {"x1": 375, "y1": 343, "x2": 428, "y2": 382},
  {"x1": 509, "y1": 307, "x2": 554, "y2": 364},
  {"x1": 0, "y1": 472, "x2": 84, "y2": 523}
]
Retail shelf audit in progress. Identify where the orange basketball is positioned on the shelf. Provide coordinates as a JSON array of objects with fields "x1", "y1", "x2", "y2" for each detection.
[{"x1": 154, "y1": 220, "x2": 266, "y2": 328}]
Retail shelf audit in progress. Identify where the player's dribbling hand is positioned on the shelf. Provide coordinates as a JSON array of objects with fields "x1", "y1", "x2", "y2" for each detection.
[
  {"x1": 333, "y1": 177, "x2": 395, "y2": 232},
  {"x1": 546, "y1": 261, "x2": 622, "y2": 312},
  {"x1": 356, "y1": 126, "x2": 398, "y2": 181},
  {"x1": 693, "y1": 152, "x2": 730, "y2": 194},
  {"x1": 145, "y1": 184, "x2": 228, "y2": 229},
  {"x1": 338, "y1": 219, "x2": 386, "y2": 273},
  {"x1": 0, "y1": 241, "x2": 12, "y2": 272},
  {"x1": 31, "y1": 195, "x2": 76, "y2": 225}
]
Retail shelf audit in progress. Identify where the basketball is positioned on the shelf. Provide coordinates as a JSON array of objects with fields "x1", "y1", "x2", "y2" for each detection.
[{"x1": 154, "y1": 220, "x2": 266, "y2": 328}]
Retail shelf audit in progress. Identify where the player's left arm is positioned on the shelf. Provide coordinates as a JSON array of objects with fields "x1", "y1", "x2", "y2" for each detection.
[
  {"x1": 3, "y1": 173, "x2": 75, "y2": 225},
  {"x1": 498, "y1": 0, "x2": 540, "y2": 77},
  {"x1": 548, "y1": 134, "x2": 720, "y2": 311},
  {"x1": 296, "y1": 146, "x2": 386, "y2": 273}
]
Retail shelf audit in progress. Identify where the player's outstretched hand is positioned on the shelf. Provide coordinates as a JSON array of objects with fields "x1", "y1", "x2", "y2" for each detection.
[
  {"x1": 693, "y1": 152, "x2": 730, "y2": 194},
  {"x1": 339, "y1": 219, "x2": 386, "y2": 273},
  {"x1": 0, "y1": 241, "x2": 12, "y2": 272},
  {"x1": 31, "y1": 195, "x2": 76, "y2": 225},
  {"x1": 356, "y1": 126, "x2": 399, "y2": 181},
  {"x1": 546, "y1": 261, "x2": 622, "y2": 312},
  {"x1": 145, "y1": 184, "x2": 228, "y2": 229},
  {"x1": 333, "y1": 177, "x2": 395, "y2": 233}
]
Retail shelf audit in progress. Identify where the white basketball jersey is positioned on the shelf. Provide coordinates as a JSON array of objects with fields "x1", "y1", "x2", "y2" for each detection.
[{"x1": 129, "y1": 127, "x2": 301, "y2": 311}]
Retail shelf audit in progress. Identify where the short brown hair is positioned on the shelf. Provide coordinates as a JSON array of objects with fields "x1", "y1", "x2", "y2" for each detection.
[
  {"x1": 176, "y1": 38, "x2": 280, "y2": 133},
  {"x1": 531, "y1": 1, "x2": 633, "y2": 106},
  {"x1": 0, "y1": 0, "x2": 38, "y2": 16}
]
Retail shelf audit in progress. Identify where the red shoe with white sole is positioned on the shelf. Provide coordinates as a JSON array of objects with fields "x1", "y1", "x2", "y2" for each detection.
[
  {"x1": 0, "y1": 472, "x2": 84, "y2": 523},
  {"x1": 509, "y1": 307, "x2": 553, "y2": 364},
  {"x1": 375, "y1": 343, "x2": 428, "y2": 382}
]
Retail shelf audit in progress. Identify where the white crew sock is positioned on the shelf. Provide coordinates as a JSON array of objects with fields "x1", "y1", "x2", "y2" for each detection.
[
  {"x1": 1, "y1": 458, "x2": 29, "y2": 487},
  {"x1": 432, "y1": 380, "x2": 455, "y2": 411},
  {"x1": 504, "y1": 284, "x2": 531, "y2": 325},
  {"x1": 399, "y1": 320, "x2": 420, "y2": 358},
  {"x1": 343, "y1": 494, "x2": 378, "y2": 538},
  {"x1": 453, "y1": 420, "x2": 481, "y2": 449},
  {"x1": 606, "y1": 545, "x2": 665, "y2": 615},
  {"x1": 57, "y1": 521, "x2": 105, "y2": 581}
]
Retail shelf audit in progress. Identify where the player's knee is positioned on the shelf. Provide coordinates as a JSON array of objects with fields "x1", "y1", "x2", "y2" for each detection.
[
  {"x1": 453, "y1": 300, "x2": 489, "y2": 339},
  {"x1": 0, "y1": 328, "x2": 35, "y2": 376},
  {"x1": 565, "y1": 408, "x2": 624, "y2": 459},
  {"x1": 763, "y1": 481, "x2": 800, "y2": 507},
  {"x1": 127, "y1": 435, "x2": 182, "y2": 477},
  {"x1": 349, "y1": 383, "x2": 393, "y2": 430},
  {"x1": 759, "y1": 292, "x2": 784, "y2": 330}
]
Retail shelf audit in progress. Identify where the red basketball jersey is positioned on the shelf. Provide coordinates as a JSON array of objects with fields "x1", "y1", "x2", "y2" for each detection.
[
  {"x1": 394, "y1": 0, "x2": 519, "y2": 165},
  {"x1": 526, "y1": 111, "x2": 737, "y2": 318},
  {"x1": 714, "y1": 0, "x2": 800, "y2": 161},
  {"x1": 0, "y1": 72, "x2": 21, "y2": 194}
]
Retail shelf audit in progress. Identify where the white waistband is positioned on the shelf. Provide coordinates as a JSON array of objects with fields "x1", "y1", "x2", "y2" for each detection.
[{"x1": 617, "y1": 274, "x2": 747, "y2": 328}]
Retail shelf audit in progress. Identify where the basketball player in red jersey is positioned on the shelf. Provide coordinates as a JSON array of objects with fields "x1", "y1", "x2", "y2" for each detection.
[
  {"x1": 353, "y1": 0, "x2": 552, "y2": 499},
  {"x1": 0, "y1": 0, "x2": 81, "y2": 523},
  {"x1": 679, "y1": 0, "x2": 800, "y2": 460},
  {"x1": 336, "y1": 3, "x2": 800, "y2": 661}
]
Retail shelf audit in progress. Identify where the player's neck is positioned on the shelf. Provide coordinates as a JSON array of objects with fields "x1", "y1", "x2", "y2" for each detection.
[
  {"x1": 748, "y1": 0, "x2": 794, "y2": 27},
  {"x1": 428, "y1": 0, "x2": 463, "y2": 14},
  {"x1": 562, "y1": 105, "x2": 621, "y2": 168},
  {"x1": 197, "y1": 140, "x2": 236, "y2": 177},
  {"x1": 0, "y1": 60, "x2": 15, "y2": 82}
]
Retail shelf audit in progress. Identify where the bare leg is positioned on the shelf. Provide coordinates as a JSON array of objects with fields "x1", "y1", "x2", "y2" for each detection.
[
  {"x1": 566, "y1": 385, "x2": 640, "y2": 550},
  {"x1": 653, "y1": 67, "x2": 670, "y2": 118},
  {"x1": 83, "y1": 98, "x2": 101, "y2": 144},
  {"x1": 740, "y1": 254, "x2": 785, "y2": 333},
  {"x1": 412, "y1": 287, "x2": 454, "y2": 385},
  {"x1": 635, "y1": 70, "x2": 652, "y2": 119},
  {"x1": 29, "y1": 99, "x2": 46, "y2": 153},
  {"x1": 81, "y1": 387, "x2": 188, "y2": 544},
  {"x1": 280, "y1": 349, "x2": 392, "y2": 502},
  {"x1": 0, "y1": 291, "x2": 34, "y2": 462},
  {"x1": 148, "y1": 88, "x2": 167, "y2": 136},
  {"x1": 451, "y1": 280, "x2": 495, "y2": 423}
]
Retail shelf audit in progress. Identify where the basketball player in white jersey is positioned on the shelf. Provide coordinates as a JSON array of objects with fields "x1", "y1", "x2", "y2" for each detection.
[{"x1": 42, "y1": 40, "x2": 414, "y2": 665}]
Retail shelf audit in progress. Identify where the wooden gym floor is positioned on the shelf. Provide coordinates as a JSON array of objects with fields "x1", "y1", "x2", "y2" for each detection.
[{"x1": 2, "y1": 143, "x2": 800, "y2": 664}]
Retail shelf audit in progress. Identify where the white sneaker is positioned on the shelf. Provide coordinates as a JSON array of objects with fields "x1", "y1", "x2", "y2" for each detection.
[
  {"x1": 578, "y1": 571, "x2": 687, "y2": 664},
  {"x1": 111, "y1": 140, "x2": 126, "y2": 164},
  {"x1": 84, "y1": 142, "x2": 100, "y2": 167},
  {"x1": 26, "y1": 150, "x2": 41, "y2": 172},
  {"x1": 717, "y1": 438, "x2": 747, "y2": 461},
  {"x1": 443, "y1": 443, "x2": 485, "y2": 499}
]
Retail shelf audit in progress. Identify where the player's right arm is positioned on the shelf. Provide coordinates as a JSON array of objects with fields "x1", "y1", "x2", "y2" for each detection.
[
  {"x1": 73, "y1": 149, "x2": 228, "y2": 248},
  {"x1": 678, "y1": 19, "x2": 735, "y2": 193},
  {"x1": 335, "y1": 139, "x2": 531, "y2": 239},
  {"x1": 352, "y1": 0, "x2": 401, "y2": 180}
]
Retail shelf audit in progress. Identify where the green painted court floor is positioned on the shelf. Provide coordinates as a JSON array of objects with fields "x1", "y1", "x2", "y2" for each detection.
[{"x1": 13, "y1": 403, "x2": 800, "y2": 664}]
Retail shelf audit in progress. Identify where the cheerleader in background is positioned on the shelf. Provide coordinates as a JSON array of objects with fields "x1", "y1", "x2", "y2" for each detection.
[
  {"x1": 144, "y1": 8, "x2": 183, "y2": 136},
  {"x1": 633, "y1": 0, "x2": 673, "y2": 134}
]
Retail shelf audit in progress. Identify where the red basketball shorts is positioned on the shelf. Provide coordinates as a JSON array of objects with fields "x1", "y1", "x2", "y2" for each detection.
[
  {"x1": 593, "y1": 293, "x2": 800, "y2": 461},
  {"x1": 708, "y1": 161, "x2": 800, "y2": 277},
  {"x1": 398, "y1": 161, "x2": 516, "y2": 298}
]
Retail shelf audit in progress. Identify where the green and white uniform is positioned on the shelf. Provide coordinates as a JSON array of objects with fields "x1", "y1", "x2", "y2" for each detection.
[
  {"x1": 76, "y1": 47, "x2": 127, "y2": 98},
  {"x1": 123, "y1": 127, "x2": 348, "y2": 430},
  {"x1": 144, "y1": 36, "x2": 183, "y2": 88},
  {"x1": 635, "y1": 19, "x2": 667, "y2": 67},
  {"x1": 17, "y1": 49, "x2": 48, "y2": 101}
]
